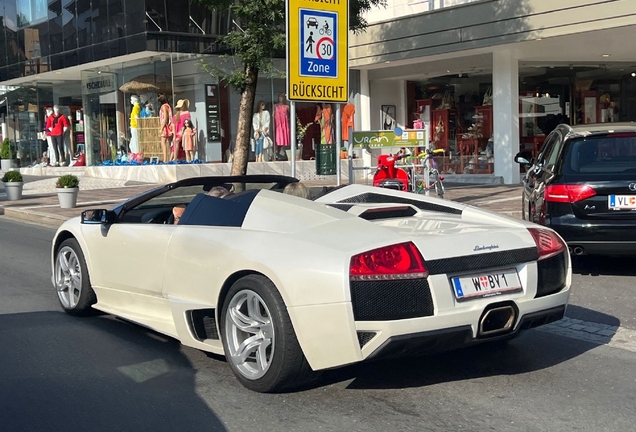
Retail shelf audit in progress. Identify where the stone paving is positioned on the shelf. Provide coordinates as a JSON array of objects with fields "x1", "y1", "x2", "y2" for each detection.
[{"x1": 537, "y1": 316, "x2": 636, "y2": 353}]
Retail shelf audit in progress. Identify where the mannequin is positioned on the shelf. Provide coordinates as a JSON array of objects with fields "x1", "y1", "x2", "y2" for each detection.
[
  {"x1": 315, "y1": 103, "x2": 334, "y2": 144},
  {"x1": 274, "y1": 93, "x2": 290, "y2": 159},
  {"x1": 43, "y1": 106, "x2": 57, "y2": 166},
  {"x1": 341, "y1": 101, "x2": 355, "y2": 144},
  {"x1": 50, "y1": 105, "x2": 69, "y2": 166},
  {"x1": 129, "y1": 95, "x2": 141, "y2": 153},
  {"x1": 172, "y1": 99, "x2": 191, "y2": 161},
  {"x1": 252, "y1": 100, "x2": 270, "y2": 162},
  {"x1": 158, "y1": 94, "x2": 172, "y2": 162}
]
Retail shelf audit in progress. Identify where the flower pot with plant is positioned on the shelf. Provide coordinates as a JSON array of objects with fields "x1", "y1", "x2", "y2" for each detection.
[
  {"x1": 0, "y1": 138, "x2": 18, "y2": 172},
  {"x1": 2, "y1": 170, "x2": 24, "y2": 201},
  {"x1": 340, "y1": 146, "x2": 348, "y2": 159},
  {"x1": 56, "y1": 174, "x2": 80, "y2": 208},
  {"x1": 287, "y1": 116, "x2": 312, "y2": 161}
]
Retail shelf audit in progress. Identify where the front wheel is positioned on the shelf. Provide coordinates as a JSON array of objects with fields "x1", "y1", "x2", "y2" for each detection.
[
  {"x1": 435, "y1": 179, "x2": 445, "y2": 198},
  {"x1": 54, "y1": 238, "x2": 97, "y2": 316},
  {"x1": 221, "y1": 275, "x2": 313, "y2": 392}
]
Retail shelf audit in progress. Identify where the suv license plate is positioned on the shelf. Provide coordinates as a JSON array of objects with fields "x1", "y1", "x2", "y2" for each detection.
[
  {"x1": 451, "y1": 269, "x2": 522, "y2": 301},
  {"x1": 608, "y1": 195, "x2": 636, "y2": 210}
]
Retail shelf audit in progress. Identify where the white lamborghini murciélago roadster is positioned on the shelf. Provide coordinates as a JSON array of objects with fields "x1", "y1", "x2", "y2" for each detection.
[{"x1": 52, "y1": 175, "x2": 571, "y2": 392}]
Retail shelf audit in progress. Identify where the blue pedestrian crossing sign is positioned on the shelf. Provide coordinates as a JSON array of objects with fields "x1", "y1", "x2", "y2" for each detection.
[
  {"x1": 286, "y1": 0, "x2": 348, "y2": 103},
  {"x1": 300, "y1": 10, "x2": 337, "y2": 78}
]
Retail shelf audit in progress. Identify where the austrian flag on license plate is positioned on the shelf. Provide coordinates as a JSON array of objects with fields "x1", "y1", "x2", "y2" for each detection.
[{"x1": 451, "y1": 269, "x2": 522, "y2": 301}]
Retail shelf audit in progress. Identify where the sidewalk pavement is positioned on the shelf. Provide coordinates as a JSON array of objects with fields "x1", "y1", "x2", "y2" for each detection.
[{"x1": 0, "y1": 177, "x2": 523, "y2": 229}]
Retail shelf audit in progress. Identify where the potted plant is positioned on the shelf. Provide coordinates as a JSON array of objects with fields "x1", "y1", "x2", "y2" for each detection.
[
  {"x1": 0, "y1": 138, "x2": 18, "y2": 172},
  {"x1": 287, "y1": 116, "x2": 312, "y2": 161},
  {"x1": 56, "y1": 174, "x2": 80, "y2": 208},
  {"x1": 1, "y1": 170, "x2": 24, "y2": 201},
  {"x1": 340, "y1": 146, "x2": 348, "y2": 159}
]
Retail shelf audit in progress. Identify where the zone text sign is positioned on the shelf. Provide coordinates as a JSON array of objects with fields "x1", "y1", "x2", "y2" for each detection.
[{"x1": 286, "y1": 0, "x2": 348, "y2": 103}]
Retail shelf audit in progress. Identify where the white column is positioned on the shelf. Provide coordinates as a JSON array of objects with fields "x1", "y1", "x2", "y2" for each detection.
[
  {"x1": 359, "y1": 69, "x2": 371, "y2": 130},
  {"x1": 398, "y1": 80, "x2": 407, "y2": 128},
  {"x1": 493, "y1": 49, "x2": 520, "y2": 184},
  {"x1": 359, "y1": 69, "x2": 372, "y2": 177}
]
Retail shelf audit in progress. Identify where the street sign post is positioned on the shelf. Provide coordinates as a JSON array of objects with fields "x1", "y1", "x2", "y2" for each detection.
[{"x1": 286, "y1": 0, "x2": 348, "y2": 102}]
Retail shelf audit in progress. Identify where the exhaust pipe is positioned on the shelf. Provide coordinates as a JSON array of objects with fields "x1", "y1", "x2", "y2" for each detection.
[
  {"x1": 479, "y1": 306, "x2": 516, "y2": 337},
  {"x1": 573, "y1": 246, "x2": 584, "y2": 255}
]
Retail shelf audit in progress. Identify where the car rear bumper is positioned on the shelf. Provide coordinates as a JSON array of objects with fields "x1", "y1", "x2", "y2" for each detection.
[
  {"x1": 366, "y1": 305, "x2": 566, "y2": 361},
  {"x1": 548, "y1": 216, "x2": 636, "y2": 254}
]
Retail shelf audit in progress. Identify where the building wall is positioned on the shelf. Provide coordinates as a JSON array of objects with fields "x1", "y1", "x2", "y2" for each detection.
[
  {"x1": 369, "y1": 80, "x2": 406, "y2": 130},
  {"x1": 350, "y1": 0, "x2": 636, "y2": 67},
  {"x1": 364, "y1": 0, "x2": 482, "y2": 24}
]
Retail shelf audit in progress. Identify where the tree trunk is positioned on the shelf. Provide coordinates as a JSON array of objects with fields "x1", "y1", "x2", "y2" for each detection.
[{"x1": 231, "y1": 65, "x2": 259, "y2": 176}]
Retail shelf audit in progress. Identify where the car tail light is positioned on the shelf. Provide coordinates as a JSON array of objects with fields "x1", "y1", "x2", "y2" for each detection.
[
  {"x1": 545, "y1": 184, "x2": 596, "y2": 203},
  {"x1": 350, "y1": 242, "x2": 428, "y2": 281},
  {"x1": 528, "y1": 228, "x2": 566, "y2": 260}
]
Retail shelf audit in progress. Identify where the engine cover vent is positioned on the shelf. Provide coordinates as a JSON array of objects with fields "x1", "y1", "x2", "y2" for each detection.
[{"x1": 358, "y1": 206, "x2": 417, "y2": 220}]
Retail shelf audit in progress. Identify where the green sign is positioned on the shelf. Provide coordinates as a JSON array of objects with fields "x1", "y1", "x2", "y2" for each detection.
[{"x1": 352, "y1": 130, "x2": 428, "y2": 148}]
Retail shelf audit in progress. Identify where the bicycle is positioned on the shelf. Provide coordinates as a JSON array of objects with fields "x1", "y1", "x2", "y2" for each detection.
[
  {"x1": 412, "y1": 148, "x2": 446, "y2": 198},
  {"x1": 319, "y1": 24, "x2": 332, "y2": 36}
]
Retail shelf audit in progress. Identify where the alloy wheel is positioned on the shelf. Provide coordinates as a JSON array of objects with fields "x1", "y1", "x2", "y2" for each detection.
[
  {"x1": 224, "y1": 289, "x2": 275, "y2": 380},
  {"x1": 55, "y1": 246, "x2": 82, "y2": 309}
]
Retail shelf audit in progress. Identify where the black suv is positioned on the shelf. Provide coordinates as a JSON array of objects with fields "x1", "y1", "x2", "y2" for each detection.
[{"x1": 515, "y1": 123, "x2": 636, "y2": 256}]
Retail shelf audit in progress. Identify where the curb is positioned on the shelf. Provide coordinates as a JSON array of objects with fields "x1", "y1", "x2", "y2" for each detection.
[{"x1": 1, "y1": 207, "x2": 67, "y2": 229}]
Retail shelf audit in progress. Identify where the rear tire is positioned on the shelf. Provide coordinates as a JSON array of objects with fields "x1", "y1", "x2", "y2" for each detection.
[
  {"x1": 54, "y1": 238, "x2": 97, "y2": 316},
  {"x1": 220, "y1": 275, "x2": 313, "y2": 393},
  {"x1": 435, "y1": 179, "x2": 445, "y2": 199}
]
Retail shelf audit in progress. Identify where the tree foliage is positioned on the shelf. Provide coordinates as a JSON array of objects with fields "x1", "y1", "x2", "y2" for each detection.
[{"x1": 196, "y1": 0, "x2": 386, "y2": 174}]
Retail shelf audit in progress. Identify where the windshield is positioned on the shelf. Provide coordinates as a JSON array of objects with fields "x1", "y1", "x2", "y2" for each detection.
[{"x1": 562, "y1": 134, "x2": 636, "y2": 176}]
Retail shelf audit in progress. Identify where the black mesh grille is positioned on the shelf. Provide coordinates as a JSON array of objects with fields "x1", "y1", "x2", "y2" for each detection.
[
  {"x1": 190, "y1": 309, "x2": 219, "y2": 340},
  {"x1": 359, "y1": 207, "x2": 417, "y2": 220},
  {"x1": 536, "y1": 252, "x2": 567, "y2": 298},
  {"x1": 327, "y1": 203, "x2": 354, "y2": 211},
  {"x1": 427, "y1": 247, "x2": 539, "y2": 275},
  {"x1": 357, "y1": 332, "x2": 377, "y2": 348},
  {"x1": 338, "y1": 192, "x2": 462, "y2": 215},
  {"x1": 350, "y1": 279, "x2": 434, "y2": 321}
]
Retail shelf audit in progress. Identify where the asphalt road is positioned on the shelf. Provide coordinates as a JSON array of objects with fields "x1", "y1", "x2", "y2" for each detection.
[{"x1": 1, "y1": 218, "x2": 635, "y2": 432}]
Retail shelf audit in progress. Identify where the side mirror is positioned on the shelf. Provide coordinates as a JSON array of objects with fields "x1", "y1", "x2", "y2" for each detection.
[
  {"x1": 81, "y1": 209, "x2": 116, "y2": 225},
  {"x1": 514, "y1": 151, "x2": 533, "y2": 165}
]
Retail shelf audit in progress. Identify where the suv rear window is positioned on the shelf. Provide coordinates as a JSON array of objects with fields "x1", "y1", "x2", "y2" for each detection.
[{"x1": 563, "y1": 134, "x2": 636, "y2": 175}]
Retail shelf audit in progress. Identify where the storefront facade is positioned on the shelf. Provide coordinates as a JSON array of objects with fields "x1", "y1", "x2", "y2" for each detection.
[
  {"x1": 350, "y1": 0, "x2": 636, "y2": 183},
  {"x1": 0, "y1": 0, "x2": 329, "y2": 167}
]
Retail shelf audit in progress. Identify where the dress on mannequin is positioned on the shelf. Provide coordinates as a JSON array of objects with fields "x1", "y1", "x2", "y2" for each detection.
[
  {"x1": 129, "y1": 95, "x2": 141, "y2": 153},
  {"x1": 341, "y1": 102, "x2": 355, "y2": 143},
  {"x1": 252, "y1": 100, "x2": 270, "y2": 162},
  {"x1": 172, "y1": 99, "x2": 191, "y2": 160},
  {"x1": 274, "y1": 94, "x2": 290, "y2": 157},
  {"x1": 50, "y1": 106, "x2": 69, "y2": 166},
  {"x1": 315, "y1": 103, "x2": 334, "y2": 144},
  {"x1": 44, "y1": 106, "x2": 56, "y2": 165}
]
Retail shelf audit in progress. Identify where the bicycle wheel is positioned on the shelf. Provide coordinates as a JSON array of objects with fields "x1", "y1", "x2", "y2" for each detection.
[
  {"x1": 319, "y1": 28, "x2": 324, "y2": 35},
  {"x1": 435, "y1": 178, "x2": 445, "y2": 198},
  {"x1": 327, "y1": 29, "x2": 332, "y2": 36}
]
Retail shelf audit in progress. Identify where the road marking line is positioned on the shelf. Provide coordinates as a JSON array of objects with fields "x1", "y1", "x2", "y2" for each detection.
[
  {"x1": 536, "y1": 317, "x2": 636, "y2": 353},
  {"x1": 472, "y1": 196, "x2": 521, "y2": 205}
]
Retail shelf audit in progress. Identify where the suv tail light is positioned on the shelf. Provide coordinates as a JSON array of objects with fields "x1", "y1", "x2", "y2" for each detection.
[
  {"x1": 545, "y1": 184, "x2": 596, "y2": 203},
  {"x1": 528, "y1": 228, "x2": 566, "y2": 260},
  {"x1": 350, "y1": 242, "x2": 428, "y2": 281}
]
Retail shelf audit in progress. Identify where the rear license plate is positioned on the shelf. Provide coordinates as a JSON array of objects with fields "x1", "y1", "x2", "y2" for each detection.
[
  {"x1": 608, "y1": 195, "x2": 636, "y2": 210},
  {"x1": 451, "y1": 269, "x2": 522, "y2": 301}
]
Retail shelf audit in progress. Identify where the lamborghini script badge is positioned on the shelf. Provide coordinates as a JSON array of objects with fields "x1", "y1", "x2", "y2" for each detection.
[{"x1": 474, "y1": 245, "x2": 500, "y2": 251}]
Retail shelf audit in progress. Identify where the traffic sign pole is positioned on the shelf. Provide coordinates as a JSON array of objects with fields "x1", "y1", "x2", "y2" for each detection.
[
  {"x1": 290, "y1": 101, "x2": 296, "y2": 178},
  {"x1": 335, "y1": 103, "x2": 341, "y2": 186}
]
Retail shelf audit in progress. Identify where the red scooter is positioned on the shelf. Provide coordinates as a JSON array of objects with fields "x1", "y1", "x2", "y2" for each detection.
[{"x1": 373, "y1": 152, "x2": 410, "y2": 192}]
